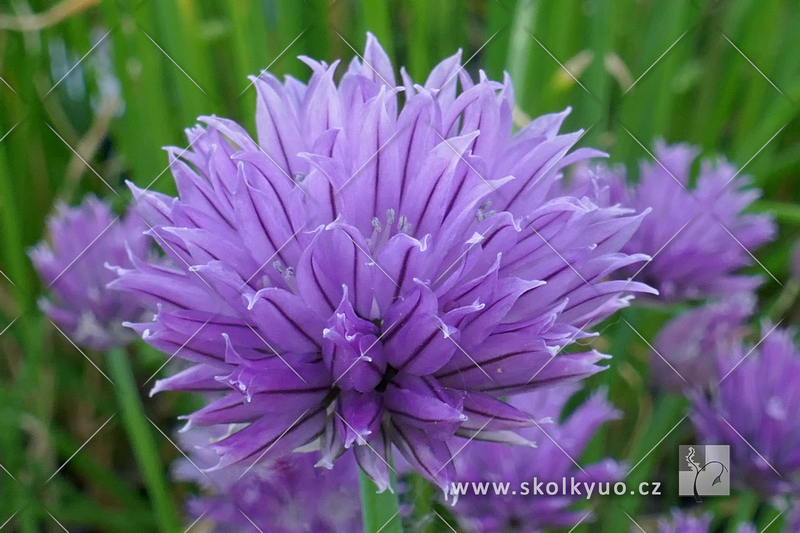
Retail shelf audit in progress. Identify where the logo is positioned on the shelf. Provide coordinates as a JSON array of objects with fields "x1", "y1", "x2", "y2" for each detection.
[{"x1": 678, "y1": 445, "x2": 730, "y2": 501}]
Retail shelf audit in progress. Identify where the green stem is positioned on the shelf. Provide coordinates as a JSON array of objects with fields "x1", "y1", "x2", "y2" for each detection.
[
  {"x1": 107, "y1": 348, "x2": 181, "y2": 533},
  {"x1": 766, "y1": 280, "x2": 800, "y2": 322},
  {"x1": 411, "y1": 473, "x2": 436, "y2": 532},
  {"x1": 601, "y1": 394, "x2": 687, "y2": 531},
  {"x1": 725, "y1": 491, "x2": 760, "y2": 533},
  {"x1": 359, "y1": 468, "x2": 403, "y2": 533},
  {"x1": 505, "y1": 0, "x2": 539, "y2": 107}
]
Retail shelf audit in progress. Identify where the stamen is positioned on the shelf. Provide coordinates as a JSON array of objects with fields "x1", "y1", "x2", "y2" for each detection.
[
  {"x1": 477, "y1": 209, "x2": 497, "y2": 221},
  {"x1": 397, "y1": 215, "x2": 410, "y2": 234},
  {"x1": 476, "y1": 199, "x2": 497, "y2": 221},
  {"x1": 282, "y1": 266, "x2": 298, "y2": 293}
]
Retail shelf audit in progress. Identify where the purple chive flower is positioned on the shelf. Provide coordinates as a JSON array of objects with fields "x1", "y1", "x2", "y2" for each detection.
[
  {"x1": 30, "y1": 195, "x2": 148, "y2": 350},
  {"x1": 112, "y1": 34, "x2": 654, "y2": 495},
  {"x1": 450, "y1": 384, "x2": 624, "y2": 532},
  {"x1": 651, "y1": 294, "x2": 754, "y2": 392},
  {"x1": 175, "y1": 427, "x2": 361, "y2": 533},
  {"x1": 573, "y1": 141, "x2": 775, "y2": 301},
  {"x1": 652, "y1": 510, "x2": 711, "y2": 533},
  {"x1": 647, "y1": 509, "x2": 755, "y2": 533},
  {"x1": 692, "y1": 327, "x2": 800, "y2": 497}
]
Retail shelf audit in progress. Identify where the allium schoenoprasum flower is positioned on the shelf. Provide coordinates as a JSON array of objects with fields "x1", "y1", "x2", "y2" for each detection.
[
  {"x1": 449, "y1": 384, "x2": 624, "y2": 532},
  {"x1": 645, "y1": 509, "x2": 755, "y2": 533},
  {"x1": 652, "y1": 510, "x2": 711, "y2": 533},
  {"x1": 572, "y1": 141, "x2": 776, "y2": 302},
  {"x1": 111, "y1": 33, "x2": 655, "y2": 495},
  {"x1": 651, "y1": 294, "x2": 754, "y2": 392},
  {"x1": 175, "y1": 428, "x2": 361, "y2": 533},
  {"x1": 692, "y1": 328, "x2": 800, "y2": 497},
  {"x1": 29, "y1": 195, "x2": 149, "y2": 351}
]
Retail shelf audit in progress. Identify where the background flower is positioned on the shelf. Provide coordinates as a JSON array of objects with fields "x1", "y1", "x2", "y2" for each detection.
[
  {"x1": 1, "y1": 1, "x2": 796, "y2": 531},
  {"x1": 450, "y1": 384, "x2": 624, "y2": 533},
  {"x1": 579, "y1": 141, "x2": 775, "y2": 302},
  {"x1": 29, "y1": 195, "x2": 149, "y2": 350},
  {"x1": 647, "y1": 509, "x2": 755, "y2": 533},
  {"x1": 650, "y1": 293, "x2": 755, "y2": 392},
  {"x1": 175, "y1": 427, "x2": 361, "y2": 533},
  {"x1": 112, "y1": 35, "x2": 653, "y2": 495},
  {"x1": 692, "y1": 327, "x2": 800, "y2": 497}
]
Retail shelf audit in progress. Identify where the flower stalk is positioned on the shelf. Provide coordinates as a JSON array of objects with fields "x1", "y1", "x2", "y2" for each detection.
[
  {"x1": 359, "y1": 467, "x2": 403, "y2": 533},
  {"x1": 107, "y1": 348, "x2": 180, "y2": 533}
]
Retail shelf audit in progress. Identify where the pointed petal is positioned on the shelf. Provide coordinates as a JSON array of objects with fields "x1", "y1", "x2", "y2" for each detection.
[
  {"x1": 150, "y1": 363, "x2": 230, "y2": 396},
  {"x1": 245, "y1": 287, "x2": 324, "y2": 353},
  {"x1": 337, "y1": 390, "x2": 384, "y2": 448},
  {"x1": 385, "y1": 382, "x2": 466, "y2": 437},
  {"x1": 208, "y1": 406, "x2": 327, "y2": 470},
  {"x1": 362, "y1": 32, "x2": 396, "y2": 88},
  {"x1": 461, "y1": 391, "x2": 537, "y2": 431},
  {"x1": 390, "y1": 420, "x2": 456, "y2": 497},
  {"x1": 295, "y1": 223, "x2": 378, "y2": 318},
  {"x1": 354, "y1": 424, "x2": 393, "y2": 493}
]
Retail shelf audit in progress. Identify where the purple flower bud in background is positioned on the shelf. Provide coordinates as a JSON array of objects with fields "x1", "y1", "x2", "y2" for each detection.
[
  {"x1": 112, "y1": 34, "x2": 655, "y2": 495},
  {"x1": 646, "y1": 509, "x2": 755, "y2": 533},
  {"x1": 450, "y1": 385, "x2": 625, "y2": 532},
  {"x1": 577, "y1": 141, "x2": 775, "y2": 302},
  {"x1": 651, "y1": 294, "x2": 754, "y2": 392},
  {"x1": 29, "y1": 195, "x2": 149, "y2": 350},
  {"x1": 692, "y1": 328, "x2": 800, "y2": 497},
  {"x1": 652, "y1": 510, "x2": 711, "y2": 533},
  {"x1": 175, "y1": 427, "x2": 361, "y2": 533}
]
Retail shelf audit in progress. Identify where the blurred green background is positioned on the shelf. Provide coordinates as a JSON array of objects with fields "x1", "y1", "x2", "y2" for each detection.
[{"x1": 1, "y1": 0, "x2": 799, "y2": 531}]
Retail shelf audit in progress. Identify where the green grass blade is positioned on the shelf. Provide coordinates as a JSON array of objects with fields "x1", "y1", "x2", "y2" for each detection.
[
  {"x1": 107, "y1": 348, "x2": 181, "y2": 533},
  {"x1": 361, "y1": 1, "x2": 394, "y2": 60},
  {"x1": 505, "y1": 0, "x2": 538, "y2": 107}
]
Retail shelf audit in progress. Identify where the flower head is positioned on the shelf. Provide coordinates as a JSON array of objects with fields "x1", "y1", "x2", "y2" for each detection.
[
  {"x1": 175, "y1": 428, "x2": 361, "y2": 533},
  {"x1": 113, "y1": 34, "x2": 653, "y2": 494},
  {"x1": 648, "y1": 509, "x2": 755, "y2": 533},
  {"x1": 653, "y1": 510, "x2": 711, "y2": 533},
  {"x1": 692, "y1": 327, "x2": 800, "y2": 497},
  {"x1": 574, "y1": 141, "x2": 775, "y2": 301},
  {"x1": 30, "y1": 195, "x2": 148, "y2": 350},
  {"x1": 651, "y1": 294, "x2": 754, "y2": 392},
  {"x1": 450, "y1": 384, "x2": 624, "y2": 532}
]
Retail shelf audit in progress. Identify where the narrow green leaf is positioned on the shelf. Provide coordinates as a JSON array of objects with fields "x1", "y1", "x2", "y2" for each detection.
[
  {"x1": 362, "y1": 2, "x2": 394, "y2": 61},
  {"x1": 505, "y1": 0, "x2": 538, "y2": 106}
]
